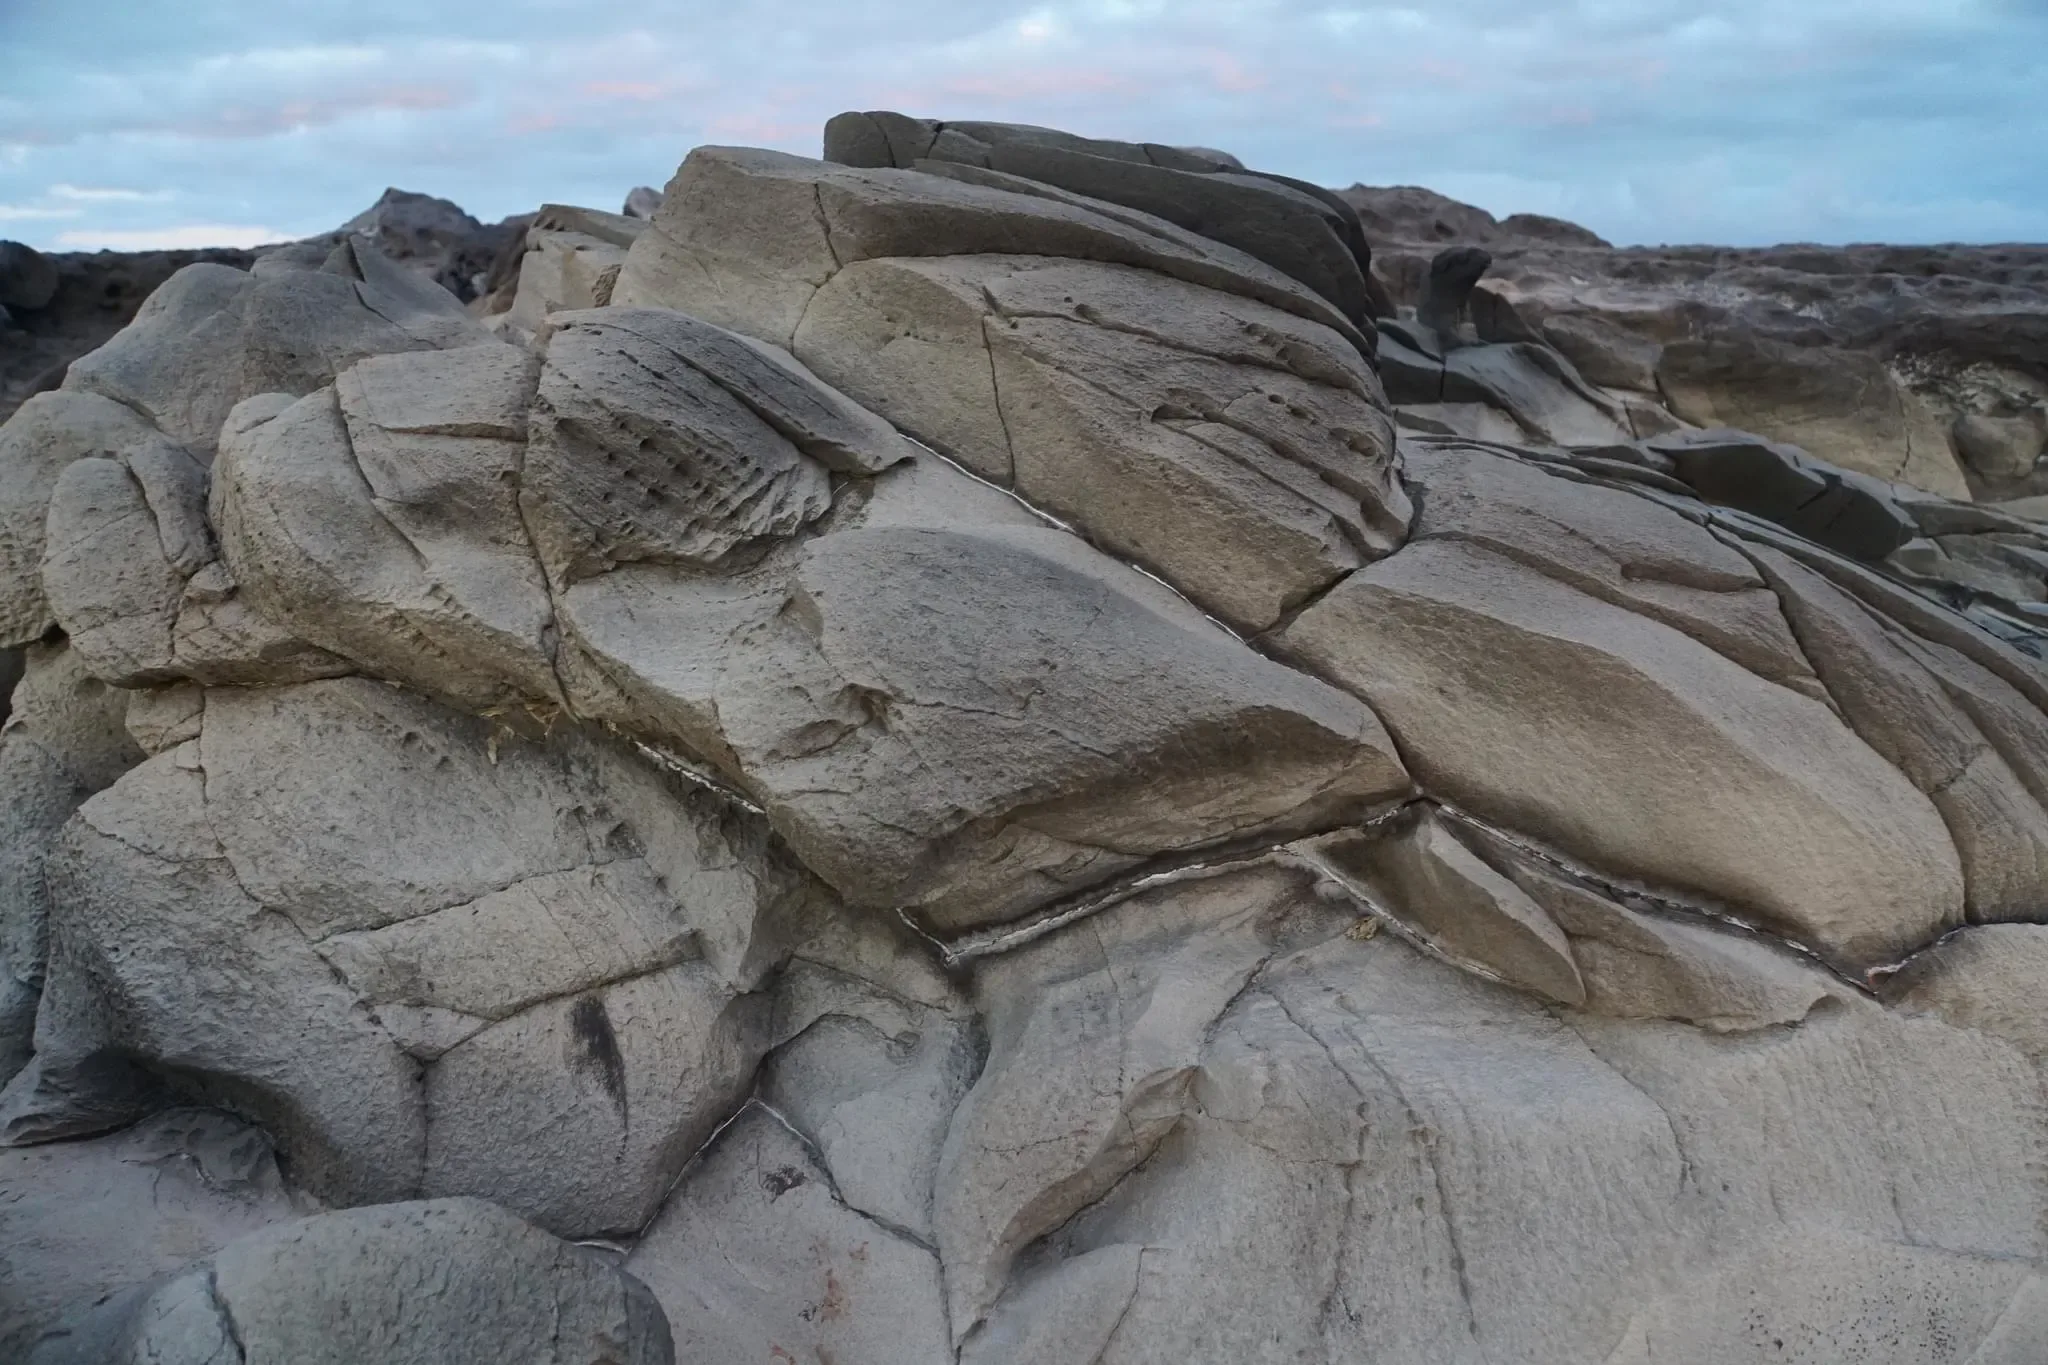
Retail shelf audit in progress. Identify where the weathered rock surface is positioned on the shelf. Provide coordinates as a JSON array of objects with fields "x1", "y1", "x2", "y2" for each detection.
[
  {"x1": 1282, "y1": 532, "x2": 1963, "y2": 970},
  {"x1": 0, "y1": 644, "x2": 140, "y2": 1081},
  {"x1": 787, "y1": 253, "x2": 1405, "y2": 627},
  {"x1": 629, "y1": 1105, "x2": 951, "y2": 1365},
  {"x1": 941, "y1": 870, "x2": 2046, "y2": 1362},
  {"x1": 0, "y1": 390, "x2": 162, "y2": 647},
  {"x1": 560, "y1": 453, "x2": 1411, "y2": 932},
  {"x1": 26, "y1": 1198, "x2": 674, "y2": 1365},
  {"x1": 611, "y1": 145, "x2": 1372, "y2": 356},
  {"x1": 1356, "y1": 192, "x2": 2048, "y2": 502},
  {"x1": 6, "y1": 113, "x2": 2048, "y2": 1365},
  {"x1": 212, "y1": 345, "x2": 556, "y2": 708},
  {"x1": 501, "y1": 204, "x2": 650, "y2": 335},
  {"x1": 825, "y1": 111, "x2": 1378, "y2": 326},
  {"x1": 333, "y1": 187, "x2": 523, "y2": 303},
  {"x1": 1, "y1": 678, "x2": 798, "y2": 1235},
  {"x1": 0, "y1": 1108, "x2": 304, "y2": 1358},
  {"x1": 62, "y1": 242, "x2": 486, "y2": 458},
  {"x1": 0, "y1": 245, "x2": 260, "y2": 432}
]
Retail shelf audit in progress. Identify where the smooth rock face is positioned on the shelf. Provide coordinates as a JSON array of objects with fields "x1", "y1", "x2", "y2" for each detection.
[
  {"x1": 0, "y1": 1108, "x2": 304, "y2": 1359},
  {"x1": 27, "y1": 1198, "x2": 674, "y2": 1365},
  {"x1": 789, "y1": 253, "x2": 1406, "y2": 628},
  {"x1": 1283, "y1": 534, "x2": 1964, "y2": 969}
]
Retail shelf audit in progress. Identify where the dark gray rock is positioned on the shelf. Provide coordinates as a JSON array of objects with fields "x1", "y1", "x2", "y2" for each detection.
[
  {"x1": 1651, "y1": 427, "x2": 1917, "y2": 561},
  {"x1": 0, "y1": 242, "x2": 59, "y2": 312},
  {"x1": 1418, "y1": 245, "x2": 1493, "y2": 342},
  {"x1": 823, "y1": 110, "x2": 1376, "y2": 325}
]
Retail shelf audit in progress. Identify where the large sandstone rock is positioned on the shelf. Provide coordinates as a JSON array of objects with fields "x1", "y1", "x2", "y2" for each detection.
[
  {"x1": 0, "y1": 644, "x2": 140, "y2": 1081},
  {"x1": 211, "y1": 345, "x2": 557, "y2": 709},
  {"x1": 0, "y1": 678, "x2": 798, "y2": 1234},
  {"x1": 787, "y1": 253, "x2": 1405, "y2": 627},
  {"x1": 1282, "y1": 532, "x2": 1963, "y2": 970},
  {"x1": 611, "y1": 145, "x2": 1370, "y2": 357},
  {"x1": 8, "y1": 121, "x2": 2048, "y2": 1365},
  {"x1": 0, "y1": 1108, "x2": 304, "y2": 1359},
  {"x1": 26, "y1": 1198, "x2": 673, "y2": 1365},
  {"x1": 0, "y1": 390, "x2": 161, "y2": 647},
  {"x1": 558, "y1": 452, "x2": 1412, "y2": 933},
  {"x1": 825, "y1": 111, "x2": 1377, "y2": 326},
  {"x1": 61, "y1": 242, "x2": 486, "y2": 458}
]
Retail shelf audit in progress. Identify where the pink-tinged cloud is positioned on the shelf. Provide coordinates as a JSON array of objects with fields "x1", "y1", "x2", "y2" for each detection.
[
  {"x1": 1411, "y1": 57, "x2": 1474, "y2": 87},
  {"x1": 581, "y1": 81, "x2": 672, "y2": 102},
  {"x1": 508, "y1": 109, "x2": 565, "y2": 134},
  {"x1": 704, "y1": 112, "x2": 818, "y2": 144},
  {"x1": 175, "y1": 84, "x2": 465, "y2": 138},
  {"x1": 1200, "y1": 51, "x2": 1266, "y2": 94},
  {"x1": 937, "y1": 66, "x2": 1139, "y2": 102}
]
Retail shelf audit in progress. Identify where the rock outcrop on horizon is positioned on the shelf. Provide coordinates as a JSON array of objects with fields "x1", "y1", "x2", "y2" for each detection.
[
  {"x1": 1352, "y1": 182, "x2": 2048, "y2": 507},
  {"x1": 6, "y1": 112, "x2": 2048, "y2": 1364}
]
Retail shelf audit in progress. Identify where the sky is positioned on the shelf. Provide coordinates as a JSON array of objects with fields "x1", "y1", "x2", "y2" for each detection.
[{"x1": 1, "y1": 0, "x2": 2044, "y2": 253}]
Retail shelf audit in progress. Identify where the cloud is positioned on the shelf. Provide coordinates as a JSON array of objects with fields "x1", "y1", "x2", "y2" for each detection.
[
  {"x1": 52, "y1": 224, "x2": 286, "y2": 250},
  {"x1": 48, "y1": 184, "x2": 173, "y2": 202},
  {"x1": 0, "y1": 0, "x2": 2041, "y2": 249},
  {"x1": 0, "y1": 204, "x2": 82, "y2": 221}
]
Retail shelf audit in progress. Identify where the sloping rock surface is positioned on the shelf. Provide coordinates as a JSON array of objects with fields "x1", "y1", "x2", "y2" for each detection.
[{"x1": 4, "y1": 114, "x2": 2048, "y2": 1365}]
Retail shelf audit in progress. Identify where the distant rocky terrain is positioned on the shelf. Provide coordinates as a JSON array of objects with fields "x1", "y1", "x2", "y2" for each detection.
[{"x1": 6, "y1": 113, "x2": 2048, "y2": 1364}]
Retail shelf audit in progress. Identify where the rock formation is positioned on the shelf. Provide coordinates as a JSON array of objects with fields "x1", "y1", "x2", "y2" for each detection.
[
  {"x1": 0, "y1": 190, "x2": 523, "y2": 433},
  {"x1": 5, "y1": 112, "x2": 2048, "y2": 1363},
  {"x1": 1351, "y1": 185, "x2": 2048, "y2": 504}
]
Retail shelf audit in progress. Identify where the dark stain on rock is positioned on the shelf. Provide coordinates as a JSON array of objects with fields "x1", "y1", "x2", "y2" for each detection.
[
  {"x1": 762, "y1": 1164, "x2": 807, "y2": 1199},
  {"x1": 569, "y1": 995, "x2": 629, "y2": 1121}
]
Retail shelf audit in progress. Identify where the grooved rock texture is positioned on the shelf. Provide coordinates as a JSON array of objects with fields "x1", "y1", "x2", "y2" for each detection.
[{"x1": 7, "y1": 116, "x2": 2048, "y2": 1364}]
